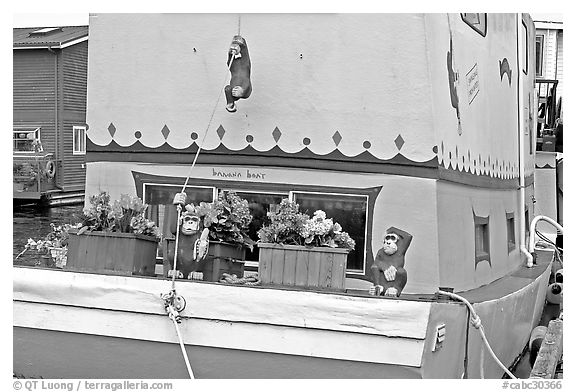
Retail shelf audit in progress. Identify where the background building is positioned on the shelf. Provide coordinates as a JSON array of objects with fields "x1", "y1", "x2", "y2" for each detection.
[{"x1": 13, "y1": 25, "x2": 89, "y2": 204}]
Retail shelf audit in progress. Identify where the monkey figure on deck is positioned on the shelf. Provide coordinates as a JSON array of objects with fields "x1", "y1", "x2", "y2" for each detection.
[
  {"x1": 224, "y1": 35, "x2": 252, "y2": 113},
  {"x1": 370, "y1": 227, "x2": 413, "y2": 297},
  {"x1": 164, "y1": 192, "x2": 209, "y2": 280}
]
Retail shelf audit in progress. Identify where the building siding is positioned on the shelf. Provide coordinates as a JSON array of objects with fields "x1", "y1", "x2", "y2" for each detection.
[
  {"x1": 13, "y1": 50, "x2": 57, "y2": 154},
  {"x1": 543, "y1": 30, "x2": 557, "y2": 80},
  {"x1": 13, "y1": 39, "x2": 88, "y2": 193},
  {"x1": 60, "y1": 41, "x2": 88, "y2": 190},
  {"x1": 556, "y1": 31, "x2": 563, "y2": 100}
]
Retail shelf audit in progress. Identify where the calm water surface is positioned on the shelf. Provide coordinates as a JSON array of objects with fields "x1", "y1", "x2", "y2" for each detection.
[{"x1": 13, "y1": 203, "x2": 84, "y2": 266}]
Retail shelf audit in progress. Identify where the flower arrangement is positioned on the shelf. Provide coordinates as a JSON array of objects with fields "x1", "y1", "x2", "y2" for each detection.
[
  {"x1": 193, "y1": 191, "x2": 254, "y2": 248},
  {"x1": 258, "y1": 199, "x2": 356, "y2": 250},
  {"x1": 79, "y1": 191, "x2": 161, "y2": 239},
  {"x1": 15, "y1": 223, "x2": 82, "y2": 268},
  {"x1": 257, "y1": 199, "x2": 308, "y2": 245}
]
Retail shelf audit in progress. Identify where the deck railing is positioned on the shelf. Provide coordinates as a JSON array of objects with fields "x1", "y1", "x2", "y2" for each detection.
[{"x1": 13, "y1": 153, "x2": 57, "y2": 196}]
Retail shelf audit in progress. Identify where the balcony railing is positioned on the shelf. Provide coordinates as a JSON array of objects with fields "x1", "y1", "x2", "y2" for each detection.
[{"x1": 13, "y1": 153, "x2": 58, "y2": 196}]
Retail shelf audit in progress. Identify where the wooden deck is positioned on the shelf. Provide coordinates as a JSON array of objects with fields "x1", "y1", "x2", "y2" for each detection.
[{"x1": 530, "y1": 319, "x2": 563, "y2": 379}]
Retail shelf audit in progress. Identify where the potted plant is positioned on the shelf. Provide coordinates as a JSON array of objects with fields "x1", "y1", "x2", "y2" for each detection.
[
  {"x1": 257, "y1": 199, "x2": 355, "y2": 290},
  {"x1": 66, "y1": 192, "x2": 162, "y2": 276},
  {"x1": 193, "y1": 191, "x2": 255, "y2": 281},
  {"x1": 15, "y1": 223, "x2": 81, "y2": 269}
]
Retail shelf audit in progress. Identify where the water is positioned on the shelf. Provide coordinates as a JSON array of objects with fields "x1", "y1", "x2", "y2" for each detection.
[{"x1": 13, "y1": 203, "x2": 84, "y2": 266}]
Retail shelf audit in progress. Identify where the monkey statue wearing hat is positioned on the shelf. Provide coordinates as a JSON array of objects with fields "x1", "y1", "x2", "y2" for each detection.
[
  {"x1": 224, "y1": 35, "x2": 252, "y2": 113},
  {"x1": 370, "y1": 227, "x2": 413, "y2": 297},
  {"x1": 164, "y1": 192, "x2": 209, "y2": 279}
]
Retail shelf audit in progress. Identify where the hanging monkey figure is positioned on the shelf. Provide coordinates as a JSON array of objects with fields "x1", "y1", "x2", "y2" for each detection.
[
  {"x1": 165, "y1": 192, "x2": 210, "y2": 280},
  {"x1": 224, "y1": 35, "x2": 252, "y2": 112}
]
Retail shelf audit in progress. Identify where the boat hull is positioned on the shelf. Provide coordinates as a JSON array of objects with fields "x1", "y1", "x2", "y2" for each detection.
[
  {"x1": 13, "y1": 326, "x2": 421, "y2": 379},
  {"x1": 13, "y1": 251, "x2": 553, "y2": 379}
]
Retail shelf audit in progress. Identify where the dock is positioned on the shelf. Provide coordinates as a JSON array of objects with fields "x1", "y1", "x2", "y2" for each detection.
[{"x1": 529, "y1": 318, "x2": 563, "y2": 379}]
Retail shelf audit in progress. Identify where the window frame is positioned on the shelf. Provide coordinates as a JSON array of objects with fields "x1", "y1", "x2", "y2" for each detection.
[
  {"x1": 290, "y1": 190, "x2": 369, "y2": 275},
  {"x1": 131, "y1": 170, "x2": 382, "y2": 280},
  {"x1": 142, "y1": 182, "x2": 217, "y2": 260},
  {"x1": 461, "y1": 13, "x2": 487, "y2": 37},
  {"x1": 474, "y1": 213, "x2": 490, "y2": 265},
  {"x1": 535, "y1": 34, "x2": 544, "y2": 77},
  {"x1": 221, "y1": 188, "x2": 290, "y2": 268},
  {"x1": 13, "y1": 127, "x2": 41, "y2": 154},
  {"x1": 506, "y1": 212, "x2": 516, "y2": 253},
  {"x1": 72, "y1": 125, "x2": 87, "y2": 155},
  {"x1": 522, "y1": 20, "x2": 528, "y2": 75}
]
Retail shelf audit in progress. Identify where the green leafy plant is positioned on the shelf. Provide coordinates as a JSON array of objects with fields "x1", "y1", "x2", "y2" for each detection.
[
  {"x1": 80, "y1": 191, "x2": 161, "y2": 238},
  {"x1": 194, "y1": 191, "x2": 254, "y2": 248},
  {"x1": 258, "y1": 199, "x2": 355, "y2": 250},
  {"x1": 257, "y1": 199, "x2": 308, "y2": 245},
  {"x1": 15, "y1": 223, "x2": 81, "y2": 268}
]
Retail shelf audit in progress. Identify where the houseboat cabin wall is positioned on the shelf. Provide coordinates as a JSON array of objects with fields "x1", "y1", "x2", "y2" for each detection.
[
  {"x1": 85, "y1": 14, "x2": 534, "y2": 294},
  {"x1": 60, "y1": 41, "x2": 89, "y2": 192},
  {"x1": 425, "y1": 13, "x2": 536, "y2": 291}
]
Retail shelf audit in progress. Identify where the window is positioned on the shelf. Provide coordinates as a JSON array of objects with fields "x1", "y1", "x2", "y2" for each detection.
[
  {"x1": 506, "y1": 212, "x2": 516, "y2": 252},
  {"x1": 143, "y1": 184, "x2": 216, "y2": 259},
  {"x1": 13, "y1": 128, "x2": 41, "y2": 153},
  {"x1": 474, "y1": 214, "x2": 490, "y2": 265},
  {"x1": 232, "y1": 191, "x2": 288, "y2": 266},
  {"x1": 461, "y1": 13, "x2": 487, "y2": 37},
  {"x1": 73, "y1": 126, "x2": 86, "y2": 155},
  {"x1": 292, "y1": 191, "x2": 368, "y2": 273},
  {"x1": 131, "y1": 170, "x2": 379, "y2": 276},
  {"x1": 522, "y1": 21, "x2": 528, "y2": 75},
  {"x1": 535, "y1": 35, "x2": 544, "y2": 77}
]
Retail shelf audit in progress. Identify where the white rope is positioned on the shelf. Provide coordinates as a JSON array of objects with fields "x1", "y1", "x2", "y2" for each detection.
[
  {"x1": 168, "y1": 304, "x2": 195, "y2": 379},
  {"x1": 170, "y1": 54, "x2": 237, "y2": 290},
  {"x1": 437, "y1": 290, "x2": 517, "y2": 379},
  {"x1": 164, "y1": 43, "x2": 240, "y2": 379}
]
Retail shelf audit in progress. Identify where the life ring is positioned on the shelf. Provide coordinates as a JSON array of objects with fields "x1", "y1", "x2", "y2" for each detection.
[{"x1": 45, "y1": 160, "x2": 56, "y2": 178}]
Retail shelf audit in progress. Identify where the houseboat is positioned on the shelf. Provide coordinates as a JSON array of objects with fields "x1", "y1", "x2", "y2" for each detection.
[
  {"x1": 13, "y1": 26, "x2": 89, "y2": 205},
  {"x1": 13, "y1": 13, "x2": 561, "y2": 379}
]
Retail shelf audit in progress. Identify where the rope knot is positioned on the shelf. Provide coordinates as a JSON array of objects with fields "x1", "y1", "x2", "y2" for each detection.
[
  {"x1": 470, "y1": 314, "x2": 482, "y2": 329},
  {"x1": 161, "y1": 290, "x2": 186, "y2": 323}
]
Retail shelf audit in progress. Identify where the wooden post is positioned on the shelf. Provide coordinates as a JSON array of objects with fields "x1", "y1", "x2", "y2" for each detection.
[{"x1": 529, "y1": 319, "x2": 563, "y2": 379}]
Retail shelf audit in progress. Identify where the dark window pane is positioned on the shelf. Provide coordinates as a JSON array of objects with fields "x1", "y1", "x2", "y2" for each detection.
[
  {"x1": 293, "y1": 192, "x2": 367, "y2": 272},
  {"x1": 143, "y1": 184, "x2": 214, "y2": 258},
  {"x1": 461, "y1": 13, "x2": 487, "y2": 37},
  {"x1": 234, "y1": 191, "x2": 287, "y2": 262}
]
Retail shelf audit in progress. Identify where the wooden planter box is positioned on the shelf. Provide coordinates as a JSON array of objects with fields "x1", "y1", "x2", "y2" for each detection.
[
  {"x1": 66, "y1": 230, "x2": 158, "y2": 276},
  {"x1": 258, "y1": 243, "x2": 349, "y2": 290},
  {"x1": 202, "y1": 241, "x2": 246, "y2": 282}
]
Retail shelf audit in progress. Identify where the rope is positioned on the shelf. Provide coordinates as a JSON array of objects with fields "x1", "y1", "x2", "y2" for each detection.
[
  {"x1": 180, "y1": 55, "x2": 236, "y2": 193},
  {"x1": 164, "y1": 41, "x2": 239, "y2": 379},
  {"x1": 219, "y1": 272, "x2": 261, "y2": 286},
  {"x1": 437, "y1": 290, "x2": 517, "y2": 379},
  {"x1": 237, "y1": 14, "x2": 241, "y2": 36},
  {"x1": 170, "y1": 53, "x2": 238, "y2": 290}
]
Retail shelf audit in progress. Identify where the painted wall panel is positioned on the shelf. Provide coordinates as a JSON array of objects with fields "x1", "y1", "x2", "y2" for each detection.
[
  {"x1": 425, "y1": 14, "x2": 521, "y2": 181},
  {"x1": 436, "y1": 181, "x2": 522, "y2": 292},
  {"x1": 86, "y1": 14, "x2": 436, "y2": 163}
]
